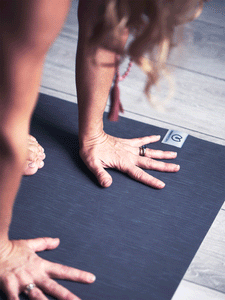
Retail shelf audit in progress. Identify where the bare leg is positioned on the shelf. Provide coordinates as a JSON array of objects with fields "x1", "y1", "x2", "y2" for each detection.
[
  {"x1": 0, "y1": 1, "x2": 95, "y2": 299},
  {"x1": 0, "y1": 0, "x2": 71, "y2": 216}
]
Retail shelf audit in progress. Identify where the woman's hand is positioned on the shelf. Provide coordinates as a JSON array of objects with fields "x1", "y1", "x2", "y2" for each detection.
[
  {"x1": 79, "y1": 132, "x2": 180, "y2": 189},
  {"x1": 0, "y1": 238, "x2": 96, "y2": 300}
]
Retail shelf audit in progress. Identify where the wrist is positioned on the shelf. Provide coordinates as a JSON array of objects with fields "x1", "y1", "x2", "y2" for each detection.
[
  {"x1": 0, "y1": 237, "x2": 11, "y2": 258},
  {"x1": 0, "y1": 223, "x2": 9, "y2": 243},
  {"x1": 79, "y1": 129, "x2": 107, "y2": 149}
]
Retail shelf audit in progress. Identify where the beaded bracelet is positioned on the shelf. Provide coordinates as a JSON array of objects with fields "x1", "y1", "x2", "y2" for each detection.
[{"x1": 108, "y1": 58, "x2": 133, "y2": 121}]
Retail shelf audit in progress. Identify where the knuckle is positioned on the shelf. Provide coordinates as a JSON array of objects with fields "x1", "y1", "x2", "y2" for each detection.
[
  {"x1": 74, "y1": 269, "x2": 83, "y2": 280},
  {"x1": 164, "y1": 163, "x2": 171, "y2": 171},
  {"x1": 39, "y1": 259, "x2": 47, "y2": 271},
  {"x1": 83, "y1": 154, "x2": 97, "y2": 169},
  {"x1": 95, "y1": 169, "x2": 105, "y2": 178},
  {"x1": 146, "y1": 158, "x2": 153, "y2": 168},
  {"x1": 79, "y1": 148, "x2": 93, "y2": 161},
  {"x1": 78, "y1": 271, "x2": 89, "y2": 282},
  {"x1": 41, "y1": 237, "x2": 49, "y2": 247},
  {"x1": 59, "y1": 265, "x2": 71, "y2": 276},
  {"x1": 157, "y1": 151, "x2": 164, "y2": 159},
  {"x1": 133, "y1": 169, "x2": 143, "y2": 180},
  {"x1": 42, "y1": 279, "x2": 55, "y2": 291},
  {"x1": 118, "y1": 158, "x2": 129, "y2": 171}
]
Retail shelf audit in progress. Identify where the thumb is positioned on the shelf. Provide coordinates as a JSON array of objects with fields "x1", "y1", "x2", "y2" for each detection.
[
  {"x1": 26, "y1": 237, "x2": 60, "y2": 252},
  {"x1": 92, "y1": 164, "x2": 113, "y2": 188}
]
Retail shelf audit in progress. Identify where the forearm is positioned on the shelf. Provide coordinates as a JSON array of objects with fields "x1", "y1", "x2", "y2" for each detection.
[
  {"x1": 76, "y1": 42, "x2": 117, "y2": 146},
  {"x1": 76, "y1": 0, "x2": 129, "y2": 147}
]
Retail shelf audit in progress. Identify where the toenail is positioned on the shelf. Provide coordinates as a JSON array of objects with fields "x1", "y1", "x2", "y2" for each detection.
[
  {"x1": 38, "y1": 146, "x2": 44, "y2": 153},
  {"x1": 29, "y1": 136, "x2": 36, "y2": 141},
  {"x1": 28, "y1": 162, "x2": 36, "y2": 168},
  {"x1": 41, "y1": 153, "x2": 46, "y2": 159}
]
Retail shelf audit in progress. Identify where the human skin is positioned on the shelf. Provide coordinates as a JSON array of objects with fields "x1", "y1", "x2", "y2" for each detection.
[
  {"x1": 77, "y1": 0, "x2": 180, "y2": 189},
  {"x1": 0, "y1": 0, "x2": 179, "y2": 299},
  {"x1": 0, "y1": 1, "x2": 95, "y2": 299},
  {"x1": 23, "y1": 135, "x2": 46, "y2": 175}
]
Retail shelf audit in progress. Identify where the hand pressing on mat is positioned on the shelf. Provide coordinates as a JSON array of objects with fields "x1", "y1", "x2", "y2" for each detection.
[
  {"x1": 0, "y1": 237, "x2": 96, "y2": 300},
  {"x1": 79, "y1": 132, "x2": 180, "y2": 189},
  {"x1": 23, "y1": 135, "x2": 46, "y2": 176},
  {"x1": 76, "y1": 5, "x2": 181, "y2": 190}
]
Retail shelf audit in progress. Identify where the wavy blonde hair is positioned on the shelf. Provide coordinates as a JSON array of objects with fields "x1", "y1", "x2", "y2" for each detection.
[{"x1": 89, "y1": 0, "x2": 205, "y2": 107}]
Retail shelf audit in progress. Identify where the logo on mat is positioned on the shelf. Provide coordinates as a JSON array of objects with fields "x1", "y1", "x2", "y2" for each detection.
[{"x1": 162, "y1": 130, "x2": 188, "y2": 148}]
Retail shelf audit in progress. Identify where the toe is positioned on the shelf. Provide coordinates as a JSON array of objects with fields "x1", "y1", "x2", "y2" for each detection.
[
  {"x1": 24, "y1": 135, "x2": 45, "y2": 176},
  {"x1": 23, "y1": 162, "x2": 39, "y2": 176},
  {"x1": 28, "y1": 135, "x2": 37, "y2": 142},
  {"x1": 38, "y1": 161, "x2": 45, "y2": 169}
]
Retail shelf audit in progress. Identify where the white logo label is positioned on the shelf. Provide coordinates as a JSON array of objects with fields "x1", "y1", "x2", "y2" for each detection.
[{"x1": 162, "y1": 130, "x2": 188, "y2": 148}]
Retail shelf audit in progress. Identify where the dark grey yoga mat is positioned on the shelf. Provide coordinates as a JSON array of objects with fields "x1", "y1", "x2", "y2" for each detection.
[{"x1": 1, "y1": 93, "x2": 225, "y2": 300}]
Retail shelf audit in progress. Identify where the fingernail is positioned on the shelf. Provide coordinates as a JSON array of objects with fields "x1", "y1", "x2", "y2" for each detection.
[
  {"x1": 158, "y1": 182, "x2": 165, "y2": 189},
  {"x1": 88, "y1": 274, "x2": 96, "y2": 282},
  {"x1": 39, "y1": 161, "x2": 44, "y2": 167},
  {"x1": 156, "y1": 135, "x2": 161, "y2": 138},
  {"x1": 171, "y1": 152, "x2": 177, "y2": 156},
  {"x1": 102, "y1": 178, "x2": 112, "y2": 187},
  {"x1": 176, "y1": 165, "x2": 180, "y2": 171},
  {"x1": 28, "y1": 162, "x2": 36, "y2": 168}
]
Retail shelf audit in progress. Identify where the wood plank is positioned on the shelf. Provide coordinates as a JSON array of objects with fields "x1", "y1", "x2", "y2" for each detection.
[
  {"x1": 183, "y1": 209, "x2": 225, "y2": 293},
  {"x1": 43, "y1": 1, "x2": 225, "y2": 83},
  {"x1": 198, "y1": 0, "x2": 225, "y2": 27},
  {"x1": 40, "y1": 84, "x2": 225, "y2": 146},
  {"x1": 64, "y1": 1, "x2": 225, "y2": 78},
  {"x1": 169, "y1": 20, "x2": 225, "y2": 80},
  {"x1": 118, "y1": 62, "x2": 225, "y2": 144},
  {"x1": 42, "y1": 39, "x2": 225, "y2": 144},
  {"x1": 41, "y1": 0, "x2": 225, "y2": 145},
  {"x1": 222, "y1": 202, "x2": 225, "y2": 210},
  {"x1": 172, "y1": 280, "x2": 225, "y2": 300}
]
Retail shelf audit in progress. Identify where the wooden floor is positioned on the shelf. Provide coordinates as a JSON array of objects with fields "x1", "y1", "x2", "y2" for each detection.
[{"x1": 40, "y1": 1, "x2": 225, "y2": 299}]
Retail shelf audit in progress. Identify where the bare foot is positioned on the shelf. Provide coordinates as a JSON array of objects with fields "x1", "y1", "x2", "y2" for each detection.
[{"x1": 23, "y1": 135, "x2": 46, "y2": 176}]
